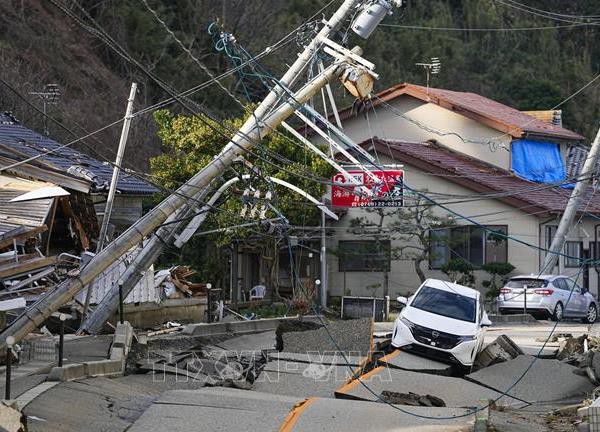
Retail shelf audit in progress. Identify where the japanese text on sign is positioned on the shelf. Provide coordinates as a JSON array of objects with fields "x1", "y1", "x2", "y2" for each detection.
[{"x1": 331, "y1": 170, "x2": 404, "y2": 207}]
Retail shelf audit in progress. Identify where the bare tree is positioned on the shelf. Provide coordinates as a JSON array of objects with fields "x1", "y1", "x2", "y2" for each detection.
[{"x1": 348, "y1": 194, "x2": 455, "y2": 287}]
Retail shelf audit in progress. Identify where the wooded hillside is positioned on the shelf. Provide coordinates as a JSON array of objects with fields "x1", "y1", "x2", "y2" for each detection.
[{"x1": 1, "y1": 0, "x2": 598, "y2": 171}]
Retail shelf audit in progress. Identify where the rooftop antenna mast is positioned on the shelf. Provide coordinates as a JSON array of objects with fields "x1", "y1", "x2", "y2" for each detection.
[
  {"x1": 415, "y1": 57, "x2": 441, "y2": 96},
  {"x1": 29, "y1": 83, "x2": 61, "y2": 135}
]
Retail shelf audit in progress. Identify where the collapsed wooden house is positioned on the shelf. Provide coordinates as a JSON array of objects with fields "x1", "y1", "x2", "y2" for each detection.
[
  {"x1": 0, "y1": 112, "x2": 157, "y2": 307},
  {"x1": 0, "y1": 112, "x2": 157, "y2": 252}
]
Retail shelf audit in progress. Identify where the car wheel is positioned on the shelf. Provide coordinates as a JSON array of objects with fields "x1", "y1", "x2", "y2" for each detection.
[
  {"x1": 584, "y1": 304, "x2": 597, "y2": 324},
  {"x1": 552, "y1": 302, "x2": 563, "y2": 322}
]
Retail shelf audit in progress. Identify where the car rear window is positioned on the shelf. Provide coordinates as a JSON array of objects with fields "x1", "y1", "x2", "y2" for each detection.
[
  {"x1": 506, "y1": 278, "x2": 548, "y2": 288},
  {"x1": 411, "y1": 286, "x2": 476, "y2": 323}
]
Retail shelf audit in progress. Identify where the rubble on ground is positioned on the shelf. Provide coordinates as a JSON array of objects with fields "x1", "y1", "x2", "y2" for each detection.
[
  {"x1": 556, "y1": 334, "x2": 586, "y2": 363},
  {"x1": 546, "y1": 327, "x2": 600, "y2": 384},
  {"x1": 474, "y1": 335, "x2": 524, "y2": 369},
  {"x1": 156, "y1": 266, "x2": 207, "y2": 299},
  {"x1": 379, "y1": 390, "x2": 446, "y2": 407},
  {"x1": 128, "y1": 331, "x2": 268, "y2": 389},
  {"x1": 0, "y1": 225, "x2": 78, "y2": 317},
  {"x1": 11, "y1": 314, "x2": 600, "y2": 431},
  {"x1": 0, "y1": 401, "x2": 27, "y2": 432}
]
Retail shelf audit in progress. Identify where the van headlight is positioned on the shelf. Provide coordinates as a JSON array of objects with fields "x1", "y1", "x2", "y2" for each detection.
[{"x1": 457, "y1": 335, "x2": 476, "y2": 343}]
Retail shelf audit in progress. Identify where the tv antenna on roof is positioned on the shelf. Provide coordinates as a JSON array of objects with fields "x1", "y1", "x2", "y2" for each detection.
[
  {"x1": 415, "y1": 57, "x2": 441, "y2": 95},
  {"x1": 29, "y1": 83, "x2": 61, "y2": 135}
]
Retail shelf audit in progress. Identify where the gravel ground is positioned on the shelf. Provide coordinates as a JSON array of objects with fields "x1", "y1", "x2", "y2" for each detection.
[{"x1": 282, "y1": 318, "x2": 372, "y2": 356}]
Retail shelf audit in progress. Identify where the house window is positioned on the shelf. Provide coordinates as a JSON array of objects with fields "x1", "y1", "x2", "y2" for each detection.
[
  {"x1": 338, "y1": 240, "x2": 391, "y2": 272},
  {"x1": 564, "y1": 241, "x2": 583, "y2": 268},
  {"x1": 429, "y1": 229, "x2": 450, "y2": 269},
  {"x1": 429, "y1": 225, "x2": 508, "y2": 269}
]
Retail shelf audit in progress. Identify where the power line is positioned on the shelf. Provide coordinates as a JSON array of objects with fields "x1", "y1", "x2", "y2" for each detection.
[
  {"x1": 492, "y1": 0, "x2": 600, "y2": 25},
  {"x1": 138, "y1": 0, "x2": 245, "y2": 110},
  {"x1": 497, "y1": 0, "x2": 600, "y2": 22},
  {"x1": 380, "y1": 22, "x2": 594, "y2": 31},
  {"x1": 4, "y1": 71, "x2": 600, "y2": 223}
]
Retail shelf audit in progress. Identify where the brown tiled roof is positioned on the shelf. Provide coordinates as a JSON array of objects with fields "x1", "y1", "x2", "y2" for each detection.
[
  {"x1": 339, "y1": 83, "x2": 584, "y2": 142},
  {"x1": 367, "y1": 138, "x2": 600, "y2": 216}
]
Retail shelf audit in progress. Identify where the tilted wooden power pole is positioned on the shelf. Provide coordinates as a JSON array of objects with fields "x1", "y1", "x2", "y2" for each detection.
[{"x1": 542, "y1": 124, "x2": 600, "y2": 272}]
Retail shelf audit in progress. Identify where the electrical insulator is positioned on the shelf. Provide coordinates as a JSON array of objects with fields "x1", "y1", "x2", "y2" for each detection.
[
  {"x1": 249, "y1": 189, "x2": 261, "y2": 218},
  {"x1": 259, "y1": 205, "x2": 267, "y2": 220},
  {"x1": 240, "y1": 188, "x2": 251, "y2": 217}
]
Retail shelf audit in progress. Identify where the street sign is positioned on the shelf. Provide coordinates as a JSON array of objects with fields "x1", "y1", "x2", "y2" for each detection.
[{"x1": 331, "y1": 169, "x2": 404, "y2": 208}]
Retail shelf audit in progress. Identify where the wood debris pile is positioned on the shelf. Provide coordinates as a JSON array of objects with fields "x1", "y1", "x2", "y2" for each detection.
[
  {"x1": 160, "y1": 266, "x2": 207, "y2": 299},
  {"x1": 0, "y1": 226, "x2": 77, "y2": 310}
]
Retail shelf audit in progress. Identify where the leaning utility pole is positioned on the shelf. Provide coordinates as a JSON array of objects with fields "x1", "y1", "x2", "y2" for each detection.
[
  {"x1": 543, "y1": 124, "x2": 600, "y2": 271},
  {"x1": 320, "y1": 210, "x2": 328, "y2": 308},
  {"x1": 0, "y1": 0, "x2": 375, "y2": 347},
  {"x1": 82, "y1": 83, "x2": 137, "y2": 319},
  {"x1": 96, "y1": 83, "x2": 138, "y2": 252}
]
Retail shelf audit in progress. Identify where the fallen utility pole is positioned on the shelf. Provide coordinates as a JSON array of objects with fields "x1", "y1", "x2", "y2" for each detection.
[
  {"x1": 82, "y1": 172, "x2": 339, "y2": 334},
  {"x1": 0, "y1": 0, "x2": 363, "y2": 347},
  {"x1": 542, "y1": 124, "x2": 600, "y2": 271},
  {"x1": 83, "y1": 82, "x2": 137, "y2": 319},
  {"x1": 79, "y1": 188, "x2": 208, "y2": 334}
]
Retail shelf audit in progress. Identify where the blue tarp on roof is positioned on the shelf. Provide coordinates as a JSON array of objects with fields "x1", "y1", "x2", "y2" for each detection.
[
  {"x1": 512, "y1": 139, "x2": 566, "y2": 185},
  {"x1": 0, "y1": 113, "x2": 158, "y2": 195}
]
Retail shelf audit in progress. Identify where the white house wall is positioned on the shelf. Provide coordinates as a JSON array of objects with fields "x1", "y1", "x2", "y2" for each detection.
[
  {"x1": 327, "y1": 156, "x2": 541, "y2": 299},
  {"x1": 315, "y1": 95, "x2": 512, "y2": 171}
]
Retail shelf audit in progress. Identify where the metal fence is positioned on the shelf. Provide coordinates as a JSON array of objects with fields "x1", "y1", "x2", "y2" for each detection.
[{"x1": 18, "y1": 338, "x2": 57, "y2": 364}]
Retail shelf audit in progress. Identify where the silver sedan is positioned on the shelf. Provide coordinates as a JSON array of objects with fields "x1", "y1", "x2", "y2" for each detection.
[{"x1": 497, "y1": 275, "x2": 597, "y2": 323}]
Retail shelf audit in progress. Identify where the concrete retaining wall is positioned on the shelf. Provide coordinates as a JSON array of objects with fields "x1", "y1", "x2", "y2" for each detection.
[
  {"x1": 112, "y1": 299, "x2": 206, "y2": 328},
  {"x1": 48, "y1": 363, "x2": 86, "y2": 382},
  {"x1": 183, "y1": 316, "x2": 323, "y2": 337}
]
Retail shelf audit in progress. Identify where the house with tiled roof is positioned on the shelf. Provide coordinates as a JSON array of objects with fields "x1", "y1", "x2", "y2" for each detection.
[
  {"x1": 0, "y1": 112, "x2": 158, "y2": 254},
  {"x1": 314, "y1": 83, "x2": 600, "y2": 300}
]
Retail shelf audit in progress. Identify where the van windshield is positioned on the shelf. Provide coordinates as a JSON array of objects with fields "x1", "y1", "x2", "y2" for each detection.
[
  {"x1": 506, "y1": 279, "x2": 548, "y2": 288},
  {"x1": 411, "y1": 286, "x2": 476, "y2": 323}
]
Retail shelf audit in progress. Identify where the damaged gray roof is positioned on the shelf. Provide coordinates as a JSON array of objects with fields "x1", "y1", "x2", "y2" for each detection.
[
  {"x1": 0, "y1": 113, "x2": 158, "y2": 195},
  {"x1": 0, "y1": 187, "x2": 52, "y2": 235}
]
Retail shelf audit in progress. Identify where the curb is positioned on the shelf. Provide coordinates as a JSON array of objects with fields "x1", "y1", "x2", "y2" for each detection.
[
  {"x1": 488, "y1": 314, "x2": 537, "y2": 324},
  {"x1": 183, "y1": 316, "x2": 323, "y2": 337}
]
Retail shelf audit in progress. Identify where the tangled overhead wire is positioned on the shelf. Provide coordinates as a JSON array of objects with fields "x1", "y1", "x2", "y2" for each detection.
[{"x1": 295, "y1": 19, "x2": 321, "y2": 48}]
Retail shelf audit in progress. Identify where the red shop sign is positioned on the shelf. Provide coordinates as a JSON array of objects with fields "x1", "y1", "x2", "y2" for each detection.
[{"x1": 331, "y1": 170, "x2": 404, "y2": 208}]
